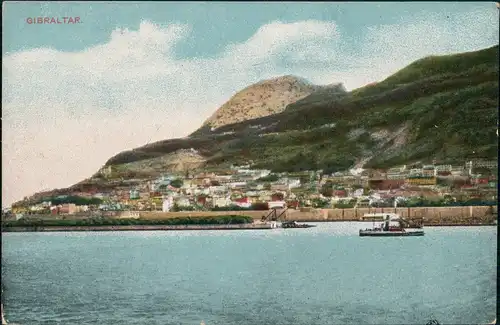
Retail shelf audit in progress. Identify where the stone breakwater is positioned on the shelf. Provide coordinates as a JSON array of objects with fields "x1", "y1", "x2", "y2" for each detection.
[{"x1": 138, "y1": 206, "x2": 497, "y2": 225}]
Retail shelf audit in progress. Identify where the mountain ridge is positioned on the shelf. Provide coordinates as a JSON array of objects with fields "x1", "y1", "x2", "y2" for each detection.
[
  {"x1": 201, "y1": 74, "x2": 346, "y2": 129},
  {"x1": 15, "y1": 45, "x2": 500, "y2": 202},
  {"x1": 104, "y1": 45, "x2": 498, "y2": 172}
]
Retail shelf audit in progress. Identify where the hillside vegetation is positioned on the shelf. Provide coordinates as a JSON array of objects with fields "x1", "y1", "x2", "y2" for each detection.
[{"x1": 95, "y1": 45, "x2": 498, "y2": 180}]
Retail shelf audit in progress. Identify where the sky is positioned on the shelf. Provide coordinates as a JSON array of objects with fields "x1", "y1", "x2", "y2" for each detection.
[{"x1": 2, "y1": 1, "x2": 499, "y2": 207}]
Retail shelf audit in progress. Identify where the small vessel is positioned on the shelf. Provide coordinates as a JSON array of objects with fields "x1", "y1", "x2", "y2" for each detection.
[
  {"x1": 359, "y1": 213, "x2": 424, "y2": 237},
  {"x1": 281, "y1": 221, "x2": 316, "y2": 229},
  {"x1": 1, "y1": 303, "x2": 7, "y2": 325},
  {"x1": 1, "y1": 284, "x2": 7, "y2": 325}
]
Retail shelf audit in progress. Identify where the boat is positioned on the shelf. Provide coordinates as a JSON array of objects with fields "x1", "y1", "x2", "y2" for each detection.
[
  {"x1": 281, "y1": 221, "x2": 316, "y2": 229},
  {"x1": 1, "y1": 284, "x2": 6, "y2": 325},
  {"x1": 359, "y1": 213, "x2": 424, "y2": 237},
  {"x1": 1, "y1": 303, "x2": 7, "y2": 325}
]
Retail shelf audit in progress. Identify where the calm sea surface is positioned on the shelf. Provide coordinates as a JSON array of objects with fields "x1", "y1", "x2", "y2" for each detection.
[{"x1": 1, "y1": 223, "x2": 497, "y2": 325}]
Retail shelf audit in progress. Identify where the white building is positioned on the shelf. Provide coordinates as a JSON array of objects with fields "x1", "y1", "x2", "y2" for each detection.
[
  {"x1": 93, "y1": 193, "x2": 106, "y2": 199},
  {"x1": 270, "y1": 183, "x2": 289, "y2": 191},
  {"x1": 409, "y1": 168, "x2": 423, "y2": 176},
  {"x1": 157, "y1": 175, "x2": 175, "y2": 183},
  {"x1": 150, "y1": 175, "x2": 176, "y2": 192},
  {"x1": 212, "y1": 196, "x2": 231, "y2": 207},
  {"x1": 229, "y1": 182, "x2": 247, "y2": 189},
  {"x1": 162, "y1": 197, "x2": 174, "y2": 212},
  {"x1": 209, "y1": 186, "x2": 227, "y2": 195},
  {"x1": 256, "y1": 184, "x2": 266, "y2": 190},
  {"x1": 353, "y1": 188, "x2": 364, "y2": 197},
  {"x1": 215, "y1": 175, "x2": 232, "y2": 183},
  {"x1": 387, "y1": 172, "x2": 406, "y2": 180},
  {"x1": 287, "y1": 178, "x2": 301, "y2": 189},
  {"x1": 469, "y1": 160, "x2": 497, "y2": 169},
  {"x1": 194, "y1": 188, "x2": 210, "y2": 196},
  {"x1": 175, "y1": 197, "x2": 191, "y2": 207},
  {"x1": 232, "y1": 201, "x2": 252, "y2": 208},
  {"x1": 435, "y1": 164, "x2": 452, "y2": 172},
  {"x1": 78, "y1": 205, "x2": 89, "y2": 212},
  {"x1": 252, "y1": 169, "x2": 271, "y2": 179},
  {"x1": 268, "y1": 201, "x2": 286, "y2": 209}
]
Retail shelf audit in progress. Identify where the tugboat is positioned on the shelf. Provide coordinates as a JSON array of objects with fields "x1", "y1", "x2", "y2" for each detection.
[
  {"x1": 1, "y1": 284, "x2": 7, "y2": 325},
  {"x1": 1, "y1": 302, "x2": 7, "y2": 325},
  {"x1": 359, "y1": 213, "x2": 424, "y2": 237},
  {"x1": 281, "y1": 221, "x2": 316, "y2": 229}
]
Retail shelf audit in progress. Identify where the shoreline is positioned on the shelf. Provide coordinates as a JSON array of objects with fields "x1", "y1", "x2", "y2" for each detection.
[
  {"x1": 1, "y1": 223, "x2": 275, "y2": 232},
  {"x1": 1, "y1": 221, "x2": 496, "y2": 232}
]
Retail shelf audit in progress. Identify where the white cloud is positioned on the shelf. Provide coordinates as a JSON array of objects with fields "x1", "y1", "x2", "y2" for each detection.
[{"x1": 2, "y1": 10, "x2": 499, "y2": 206}]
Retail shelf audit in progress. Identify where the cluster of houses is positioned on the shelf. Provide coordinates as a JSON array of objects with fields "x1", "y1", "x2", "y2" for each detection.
[
  {"x1": 6, "y1": 159, "x2": 497, "y2": 218},
  {"x1": 367, "y1": 160, "x2": 497, "y2": 188}
]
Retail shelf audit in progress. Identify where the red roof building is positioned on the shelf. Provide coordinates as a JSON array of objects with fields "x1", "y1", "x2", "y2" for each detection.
[
  {"x1": 234, "y1": 197, "x2": 250, "y2": 204},
  {"x1": 196, "y1": 196, "x2": 207, "y2": 205},
  {"x1": 472, "y1": 177, "x2": 489, "y2": 185},
  {"x1": 368, "y1": 179, "x2": 405, "y2": 190},
  {"x1": 334, "y1": 190, "x2": 347, "y2": 197}
]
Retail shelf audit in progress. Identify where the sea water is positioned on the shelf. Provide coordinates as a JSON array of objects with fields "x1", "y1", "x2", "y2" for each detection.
[{"x1": 1, "y1": 223, "x2": 496, "y2": 325}]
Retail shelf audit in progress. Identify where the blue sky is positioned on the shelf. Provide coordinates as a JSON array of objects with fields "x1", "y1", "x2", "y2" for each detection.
[
  {"x1": 3, "y1": 2, "x2": 496, "y2": 57},
  {"x1": 2, "y1": 1, "x2": 499, "y2": 206}
]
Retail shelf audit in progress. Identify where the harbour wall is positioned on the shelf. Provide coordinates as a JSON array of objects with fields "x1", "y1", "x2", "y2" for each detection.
[
  {"x1": 139, "y1": 210, "x2": 270, "y2": 220},
  {"x1": 292, "y1": 206, "x2": 497, "y2": 224},
  {"x1": 12, "y1": 206, "x2": 497, "y2": 226},
  {"x1": 2, "y1": 223, "x2": 274, "y2": 232},
  {"x1": 138, "y1": 206, "x2": 497, "y2": 225}
]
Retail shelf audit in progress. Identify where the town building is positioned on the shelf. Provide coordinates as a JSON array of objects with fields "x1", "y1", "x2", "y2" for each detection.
[
  {"x1": 268, "y1": 201, "x2": 286, "y2": 209},
  {"x1": 409, "y1": 168, "x2": 423, "y2": 177},
  {"x1": 129, "y1": 189, "x2": 140, "y2": 200},
  {"x1": 422, "y1": 165, "x2": 435, "y2": 177},
  {"x1": 229, "y1": 182, "x2": 247, "y2": 189},
  {"x1": 386, "y1": 172, "x2": 407, "y2": 180},
  {"x1": 162, "y1": 197, "x2": 174, "y2": 212},
  {"x1": 405, "y1": 177, "x2": 437, "y2": 186},
  {"x1": 468, "y1": 159, "x2": 498, "y2": 170},
  {"x1": 270, "y1": 183, "x2": 289, "y2": 191},
  {"x1": 58, "y1": 203, "x2": 77, "y2": 215},
  {"x1": 175, "y1": 197, "x2": 191, "y2": 207},
  {"x1": 368, "y1": 179, "x2": 405, "y2": 190},
  {"x1": 435, "y1": 164, "x2": 452, "y2": 173},
  {"x1": 232, "y1": 197, "x2": 251, "y2": 208},
  {"x1": 450, "y1": 165, "x2": 466, "y2": 176},
  {"x1": 471, "y1": 176, "x2": 490, "y2": 186},
  {"x1": 212, "y1": 196, "x2": 231, "y2": 207}
]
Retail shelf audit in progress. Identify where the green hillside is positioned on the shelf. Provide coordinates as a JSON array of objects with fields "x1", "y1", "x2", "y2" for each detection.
[
  {"x1": 104, "y1": 45, "x2": 498, "y2": 176},
  {"x1": 209, "y1": 45, "x2": 499, "y2": 172}
]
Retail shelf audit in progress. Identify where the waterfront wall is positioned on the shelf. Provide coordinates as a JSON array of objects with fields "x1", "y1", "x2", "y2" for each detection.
[
  {"x1": 320, "y1": 206, "x2": 497, "y2": 222},
  {"x1": 3, "y1": 223, "x2": 274, "y2": 232},
  {"x1": 139, "y1": 206, "x2": 497, "y2": 224},
  {"x1": 139, "y1": 210, "x2": 271, "y2": 220},
  {"x1": 16, "y1": 206, "x2": 497, "y2": 226}
]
